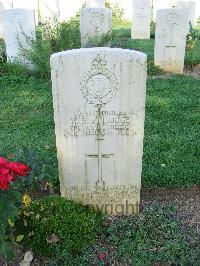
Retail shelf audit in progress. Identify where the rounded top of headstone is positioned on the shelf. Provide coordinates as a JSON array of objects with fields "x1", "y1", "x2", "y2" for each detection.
[{"x1": 50, "y1": 47, "x2": 147, "y2": 63}]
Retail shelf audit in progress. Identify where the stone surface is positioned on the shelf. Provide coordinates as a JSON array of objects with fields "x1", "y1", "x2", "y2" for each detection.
[
  {"x1": 153, "y1": 0, "x2": 177, "y2": 21},
  {"x1": 177, "y1": 1, "x2": 196, "y2": 26},
  {"x1": 0, "y1": 0, "x2": 13, "y2": 39},
  {"x1": 154, "y1": 8, "x2": 188, "y2": 74},
  {"x1": 2, "y1": 8, "x2": 36, "y2": 64},
  {"x1": 39, "y1": 0, "x2": 60, "y2": 24},
  {"x1": 51, "y1": 48, "x2": 147, "y2": 215},
  {"x1": 12, "y1": 0, "x2": 38, "y2": 24},
  {"x1": 131, "y1": 0, "x2": 151, "y2": 39},
  {"x1": 80, "y1": 8, "x2": 112, "y2": 47},
  {"x1": 86, "y1": 0, "x2": 105, "y2": 8}
]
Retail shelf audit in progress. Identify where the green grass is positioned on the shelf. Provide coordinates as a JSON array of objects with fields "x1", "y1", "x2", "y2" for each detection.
[
  {"x1": 0, "y1": 71, "x2": 199, "y2": 188},
  {"x1": 112, "y1": 27, "x2": 200, "y2": 65},
  {"x1": 143, "y1": 75, "x2": 200, "y2": 187},
  {"x1": 47, "y1": 206, "x2": 200, "y2": 265}
]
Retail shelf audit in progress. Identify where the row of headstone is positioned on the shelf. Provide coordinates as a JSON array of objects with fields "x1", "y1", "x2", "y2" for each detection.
[
  {"x1": 49, "y1": 2, "x2": 196, "y2": 216},
  {"x1": 131, "y1": 0, "x2": 196, "y2": 40}
]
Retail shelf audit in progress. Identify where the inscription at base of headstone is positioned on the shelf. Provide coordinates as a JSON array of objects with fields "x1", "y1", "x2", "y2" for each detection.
[
  {"x1": 80, "y1": 8, "x2": 112, "y2": 47},
  {"x1": 51, "y1": 48, "x2": 147, "y2": 215},
  {"x1": 154, "y1": 8, "x2": 188, "y2": 74},
  {"x1": 2, "y1": 8, "x2": 36, "y2": 66},
  {"x1": 131, "y1": 0, "x2": 151, "y2": 40}
]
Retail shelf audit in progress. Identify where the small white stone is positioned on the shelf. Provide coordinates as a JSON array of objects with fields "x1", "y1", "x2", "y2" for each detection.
[{"x1": 24, "y1": 251, "x2": 33, "y2": 262}]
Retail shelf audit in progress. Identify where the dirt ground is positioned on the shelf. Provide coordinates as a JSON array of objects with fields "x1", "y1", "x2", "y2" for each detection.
[{"x1": 141, "y1": 185, "x2": 200, "y2": 233}]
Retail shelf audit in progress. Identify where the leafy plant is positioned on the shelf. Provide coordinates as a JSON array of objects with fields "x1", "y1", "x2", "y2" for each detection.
[
  {"x1": 105, "y1": 1, "x2": 130, "y2": 26},
  {"x1": 15, "y1": 195, "x2": 102, "y2": 257},
  {"x1": 147, "y1": 60, "x2": 163, "y2": 75},
  {"x1": 186, "y1": 23, "x2": 200, "y2": 70},
  {"x1": 19, "y1": 19, "x2": 81, "y2": 77},
  {"x1": 0, "y1": 157, "x2": 31, "y2": 262},
  {"x1": 84, "y1": 32, "x2": 112, "y2": 48},
  {"x1": 0, "y1": 40, "x2": 6, "y2": 62},
  {"x1": 13, "y1": 148, "x2": 57, "y2": 191}
]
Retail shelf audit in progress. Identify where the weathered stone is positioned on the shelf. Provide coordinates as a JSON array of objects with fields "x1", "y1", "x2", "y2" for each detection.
[
  {"x1": 154, "y1": 8, "x2": 188, "y2": 74},
  {"x1": 131, "y1": 0, "x2": 151, "y2": 39},
  {"x1": 177, "y1": 1, "x2": 196, "y2": 26},
  {"x1": 2, "y1": 8, "x2": 36, "y2": 65},
  {"x1": 86, "y1": 0, "x2": 105, "y2": 8},
  {"x1": 50, "y1": 48, "x2": 147, "y2": 215},
  {"x1": 80, "y1": 8, "x2": 112, "y2": 47}
]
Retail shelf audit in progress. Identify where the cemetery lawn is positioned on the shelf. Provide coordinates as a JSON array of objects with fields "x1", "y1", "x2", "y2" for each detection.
[{"x1": 0, "y1": 71, "x2": 199, "y2": 188}]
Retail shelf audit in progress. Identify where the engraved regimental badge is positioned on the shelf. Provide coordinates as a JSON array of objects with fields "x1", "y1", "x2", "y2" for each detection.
[{"x1": 80, "y1": 54, "x2": 119, "y2": 106}]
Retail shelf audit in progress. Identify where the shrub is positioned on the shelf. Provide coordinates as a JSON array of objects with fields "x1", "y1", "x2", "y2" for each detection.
[
  {"x1": 15, "y1": 195, "x2": 102, "y2": 257},
  {"x1": 185, "y1": 23, "x2": 200, "y2": 70},
  {"x1": 20, "y1": 19, "x2": 81, "y2": 77}
]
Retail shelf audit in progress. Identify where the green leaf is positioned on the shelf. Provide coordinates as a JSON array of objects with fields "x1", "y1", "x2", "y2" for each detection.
[{"x1": 16, "y1": 235, "x2": 24, "y2": 242}]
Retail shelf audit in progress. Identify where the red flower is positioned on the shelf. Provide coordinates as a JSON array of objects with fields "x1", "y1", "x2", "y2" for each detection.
[
  {"x1": 0, "y1": 168, "x2": 13, "y2": 190},
  {"x1": 0, "y1": 157, "x2": 7, "y2": 167},
  {"x1": 98, "y1": 253, "x2": 108, "y2": 261},
  {"x1": 0, "y1": 182, "x2": 9, "y2": 190},
  {"x1": 7, "y1": 162, "x2": 31, "y2": 177}
]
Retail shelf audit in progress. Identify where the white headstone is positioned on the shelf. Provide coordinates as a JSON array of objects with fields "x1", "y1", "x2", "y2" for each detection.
[
  {"x1": 80, "y1": 8, "x2": 112, "y2": 47},
  {"x1": 0, "y1": 0, "x2": 13, "y2": 39},
  {"x1": 12, "y1": 0, "x2": 38, "y2": 24},
  {"x1": 153, "y1": 0, "x2": 177, "y2": 21},
  {"x1": 154, "y1": 8, "x2": 188, "y2": 74},
  {"x1": 177, "y1": 1, "x2": 196, "y2": 26},
  {"x1": 131, "y1": 0, "x2": 151, "y2": 39},
  {"x1": 50, "y1": 48, "x2": 147, "y2": 215},
  {"x1": 39, "y1": 0, "x2": 60, "y2": 24},
  {"x1": 2, "y1": 8, "x2": 36, "y2": 65},
  {"x1": 86, "y1": 0, "x2": 105, "y2": 8}
]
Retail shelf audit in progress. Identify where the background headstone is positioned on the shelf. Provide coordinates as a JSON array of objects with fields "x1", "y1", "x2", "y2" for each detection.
[
  {"x1": 0, "y1": 0, "x2": 13, "y2": 39},
  {"x1": 12, "y1": 0, "x2": 38, "y2": 24},
  {"x1": 86, "y1": 0, "x2": 105, "y2": 8},
  {"x1": 51, "y1": 48, "x2": 147, "y2": 215},
  {"x1": 2, "y1": 8, "x2": 36, "y2": 65},
  {"x1": 177, "y1": 1, "x2": 196, "y2": 26},
  {"x1": 80, "y1": 8, "x2": 112, "y2": 47},
  {"x1": 154, "y1": 8, "x2": 188, "y2": 74},
  {"x1": 39, "y1": 0, "x2": 60, "y2": 24},
  {"x1": 152, "y1": 0, "x2": 177, "y2": 21},
  {"x1": 131, "y1": 0, "x2": 151, "y2": 39}
]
